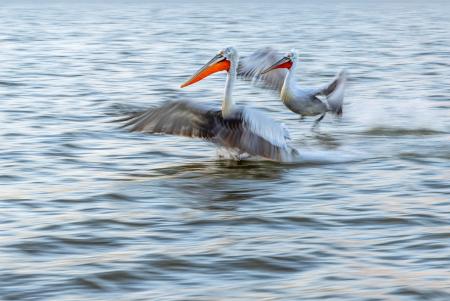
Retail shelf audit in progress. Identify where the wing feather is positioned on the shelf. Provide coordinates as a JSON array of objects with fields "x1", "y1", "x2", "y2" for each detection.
[
  {"x1": 313, "y1": 69, "x2": 347, "y2": 115},
  {"x1": 238, "y1": 47, "x2": 288, "y2": 91},
  {"x1": 241, "y1": 107, "x2": 291, "y2": 147},
  {"x1": 119, "y1": 101, "x2": 215, "y2": 139}
]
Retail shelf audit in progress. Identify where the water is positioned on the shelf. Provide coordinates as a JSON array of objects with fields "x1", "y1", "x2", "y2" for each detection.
[{"x1": 1, "y1": 1, "x2": 450, "y2": 300}]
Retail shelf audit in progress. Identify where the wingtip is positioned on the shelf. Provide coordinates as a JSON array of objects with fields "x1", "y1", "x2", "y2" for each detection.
[{"x1": 338, "y1": 69, "x2": 348, "y2": 79}]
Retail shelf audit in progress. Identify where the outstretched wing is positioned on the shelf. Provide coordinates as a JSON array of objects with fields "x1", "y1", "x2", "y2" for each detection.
[
  {"x1": 238, "y1": 47, "x2": 288, "y2": 91},
  {"x1": 118, "y1": 101, "x2": 297, "y2": 161},
  {"x1": 118, "y1": 101, "x2": 215, "y2": 139}
]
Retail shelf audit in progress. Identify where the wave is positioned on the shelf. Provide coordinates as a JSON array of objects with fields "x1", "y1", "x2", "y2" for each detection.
[
  {"x1": 295, "y1": 148, "x2": 366, "y2": 165},
  {"x1": 361, "y1": 127, "x2": 446, "y2": 137}
]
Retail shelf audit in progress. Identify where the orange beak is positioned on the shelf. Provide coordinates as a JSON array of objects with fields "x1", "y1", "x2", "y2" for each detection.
[
  {"x1": 261, "y1": 56, "x2": 293, "y2": 74},
  {"x1": 180, "y1": 54, "x2": 230, "y2": 88}
]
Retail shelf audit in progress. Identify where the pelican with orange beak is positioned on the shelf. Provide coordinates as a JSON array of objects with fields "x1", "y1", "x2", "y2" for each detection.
[
  {"x1": 239, "y1": 48, "x2": 347, "y2": 122},
  {"x1": 119, "y1": 47, "x2": 299, "y2": 162}
]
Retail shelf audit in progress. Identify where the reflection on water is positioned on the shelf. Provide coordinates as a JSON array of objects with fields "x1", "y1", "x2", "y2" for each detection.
[{"x1": 1, "y1": 0, "x2": 450, "y2": 300}]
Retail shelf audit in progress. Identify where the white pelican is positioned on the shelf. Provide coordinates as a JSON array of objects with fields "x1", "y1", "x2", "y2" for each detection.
[
  {"x1": 120, "y1": 47, "x2": 299, "y2": 162},
  {"x1": 238, "y1": 47, "x2": 347, "y2": 122}
]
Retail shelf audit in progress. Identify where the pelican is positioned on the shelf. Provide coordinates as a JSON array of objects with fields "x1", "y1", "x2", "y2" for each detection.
[
  {"x1": 119, "y1": 47, "x2": 299, "y2": 162},
  {"x1": 238, "y1": 47, "x2": 347, "y2": 122}
]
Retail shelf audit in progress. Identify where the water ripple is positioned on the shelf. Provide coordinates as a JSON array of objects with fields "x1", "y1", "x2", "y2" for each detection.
[{"x1": 1, "y1": 1, "x2": 450, "y2": 301}]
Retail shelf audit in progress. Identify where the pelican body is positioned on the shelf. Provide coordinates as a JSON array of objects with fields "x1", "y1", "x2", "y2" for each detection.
[{"x1": 120, "y1": 47, "x2": 299, "y2": 162}]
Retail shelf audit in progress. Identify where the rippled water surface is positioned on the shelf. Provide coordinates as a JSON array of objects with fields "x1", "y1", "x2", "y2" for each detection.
[{"x1": 1, "y1": 1, "x2": 450, "y2": 300}]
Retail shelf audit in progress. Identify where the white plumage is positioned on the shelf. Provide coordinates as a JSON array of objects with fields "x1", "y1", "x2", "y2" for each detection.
[{"x1": 239, "y1": 47, "x2": 348, "y2": 120}]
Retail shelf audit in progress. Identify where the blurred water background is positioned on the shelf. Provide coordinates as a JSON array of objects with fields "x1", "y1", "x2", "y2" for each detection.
[{"x1": 1, "y1": 0, "x2": 449, "y2": 300}]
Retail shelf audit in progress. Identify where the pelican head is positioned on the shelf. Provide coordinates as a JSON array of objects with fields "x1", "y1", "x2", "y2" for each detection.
[
  {"x1": 180, "y1": 46, "x2": 238, "y2": 88},
  {"x1": 261, "y1": 49, "x2": 298, "y2": 74},
  {"x1": 221, "y1": 46, "x2": 238, "y2": 62}
]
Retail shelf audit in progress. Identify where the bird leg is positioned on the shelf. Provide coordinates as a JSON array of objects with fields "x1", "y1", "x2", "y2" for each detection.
[{"x1": 314, "y1": 113, "x2": 326, "y2": 124}]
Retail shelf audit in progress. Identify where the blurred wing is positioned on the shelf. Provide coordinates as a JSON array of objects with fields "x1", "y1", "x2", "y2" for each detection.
[
  {"x1": 118, "y1": 101, "x2": 215, "y2": 139},
  {"x1": 241, "y1": 107, "x2": 291, "y2": 147},
  {"x1": 216, "y1": 108, "x2": 297, "y2": 161},
  {"x1": 118, "y1": 101, "x2": 297, "y2": 161},
  {"x1": 312, "y1": 69, "x2": 347, "y2": 115},
  {"x1": 238, "y1": 47, "x2": 288, "y2": 91}
]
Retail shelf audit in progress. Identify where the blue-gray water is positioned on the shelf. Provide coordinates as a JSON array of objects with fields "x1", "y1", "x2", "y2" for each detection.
[{"x1": 1, "y1": 1, "x2": 450, "y2": 300}]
